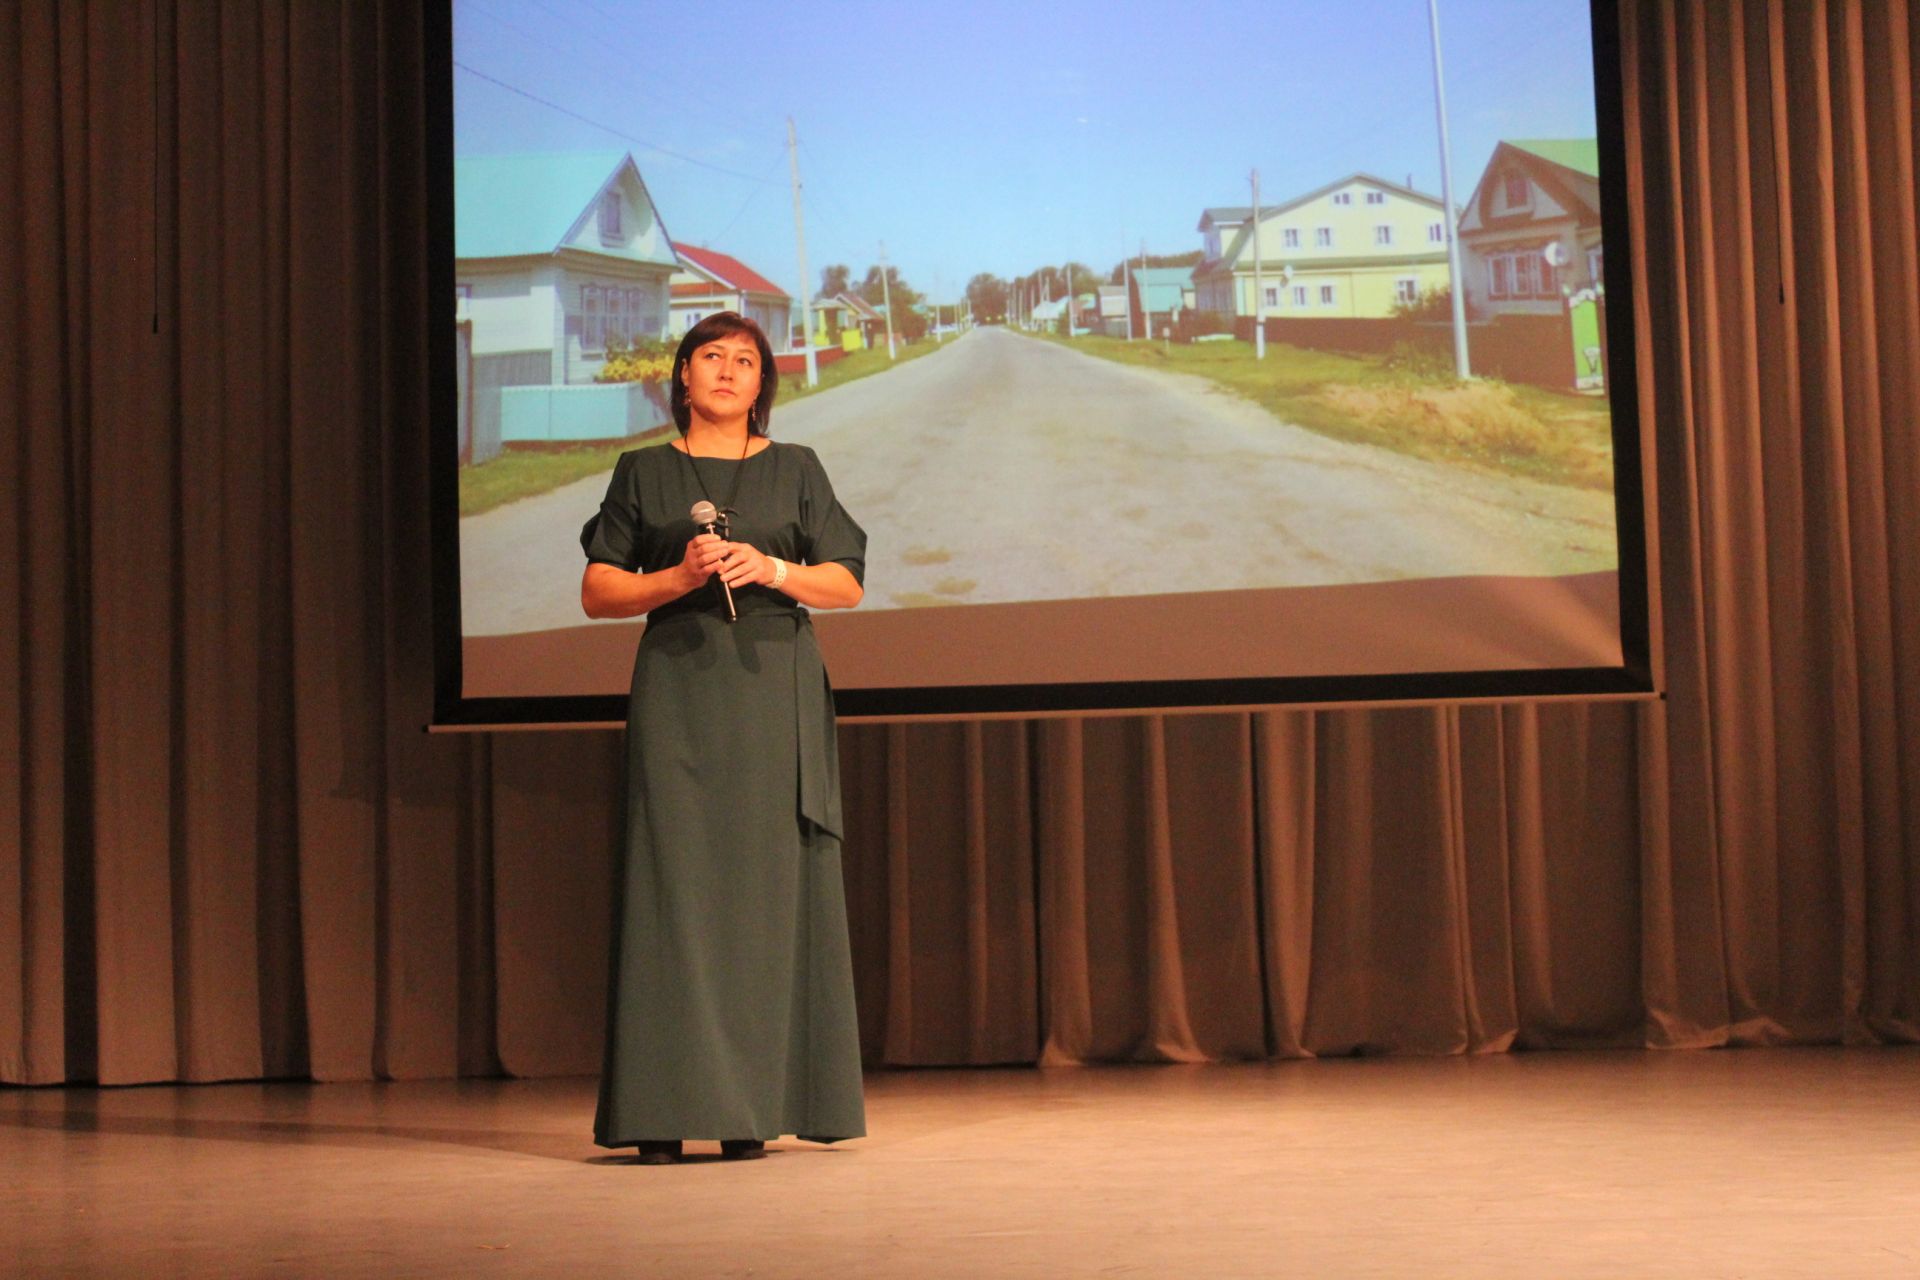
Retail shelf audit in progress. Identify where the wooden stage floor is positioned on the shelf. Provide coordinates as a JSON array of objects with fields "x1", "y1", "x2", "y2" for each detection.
[{"x1": 5, "y1": 1048, "x2": 1918, "y2": 1277}]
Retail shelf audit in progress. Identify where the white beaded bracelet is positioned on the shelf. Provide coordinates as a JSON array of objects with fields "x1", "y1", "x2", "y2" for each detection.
[{"x1": 771, "y1": 557, "x2": 788, "y2": 590}]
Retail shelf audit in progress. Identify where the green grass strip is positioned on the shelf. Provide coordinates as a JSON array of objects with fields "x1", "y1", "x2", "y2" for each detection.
[{"x1": 1018, "y1": 329, "x2": 1613, "y2": 490}]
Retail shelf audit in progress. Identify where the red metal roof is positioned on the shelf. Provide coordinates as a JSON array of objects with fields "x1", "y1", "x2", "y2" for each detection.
[{"x1": 671, "y1": 243, "x2": 790, "y2": 299}]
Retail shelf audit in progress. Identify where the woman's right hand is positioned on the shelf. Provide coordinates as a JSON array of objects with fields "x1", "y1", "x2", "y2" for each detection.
[{"x1": 680, "y1": 533, "x2": 725, "y2": 591}]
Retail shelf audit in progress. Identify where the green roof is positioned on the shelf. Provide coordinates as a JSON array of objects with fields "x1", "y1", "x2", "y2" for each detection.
[
  {"x1": 1509, "y1": 139, "x2": 1599, "y2": 177},
  {"x1": 455, "y1": 151, "x2": 630, "y2": 258},
  {"x1": 1132, "y1": 266, "x2": 1194, "y2": 311}
]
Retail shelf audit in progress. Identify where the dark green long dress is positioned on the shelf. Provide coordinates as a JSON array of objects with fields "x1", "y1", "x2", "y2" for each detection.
[{"x1": 581, "y1": 441, "x2": 867, "y2": 1146}]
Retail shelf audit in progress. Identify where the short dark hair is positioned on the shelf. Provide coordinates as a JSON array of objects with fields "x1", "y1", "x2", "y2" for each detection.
[{"x1": 670, "y1": 311, "x2": 779, "y2": 435}]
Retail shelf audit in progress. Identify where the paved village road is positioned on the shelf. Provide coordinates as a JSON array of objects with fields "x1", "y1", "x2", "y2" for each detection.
[{"x1": 460, "y1": 326, "x2": 1616, "y2": 634}]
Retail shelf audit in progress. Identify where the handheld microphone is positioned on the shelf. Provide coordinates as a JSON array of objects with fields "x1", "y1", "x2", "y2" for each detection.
[{"x1": 690, "y1": 500, "x2": 738, "y2": 623}]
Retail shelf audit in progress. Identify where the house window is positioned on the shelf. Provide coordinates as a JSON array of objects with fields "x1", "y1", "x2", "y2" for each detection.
[
  {"x1": 1487, "y1": 248, "x2": 1561, "y2": 300},
  {"x1": 1512, "y1": 253, "x2": 1538, "y2": 297},
  {"x1": 1428, "y1": 222, "x2": 1445, "y2": 243},
  {"x1": 598, "y1": 192, "x2": 622, "y2": 241},
  {"x1": 1264, "y1": 286, "x2": 1279, "y2": 307},
  {"x1": 1333, "y1": 192, "x2": 1352, "y2": 206},
  {"x1": 1587, "y1": 244, "x2": 1604, "y2": 286},
  {"x1": 1366, "y1": 191, "x2": 1386, "y2": 205},
  {"x1": 1502, "y1": 172, "x2": 1530, "y2": 209},
  {"x1": 628, "y1": 288, "x2": 647, "y2": 338},
  {"x1": 1315, "y1": 227, "x2": 1333, "y2": 247},
  {"x1": 611, "y1": 288, "x2": 629, "y2": 343},
  {"x1": 1319, "y1": 284, "x2": 1336, "y2": 306},
  {"x1": 1283, "y1": 227, "x2": 1300, "y2": 248},
  {"x1": 1292, "y1": 285, "x2": 1307, "y2": 306},
  {"x1": 1374, "y1": 225, "x2": 1394, "y2": 246},
  {"x1": 1395, "y1": 278, "x2": 1419, "y2": 304},
  {"x1": 583, "y1": 285, "x2": 604, "y2": 351}
]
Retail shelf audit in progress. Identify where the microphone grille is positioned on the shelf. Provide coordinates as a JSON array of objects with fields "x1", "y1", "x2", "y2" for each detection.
[{"x1": 690, "y1": 500, "x2": 717, "y2": 524}]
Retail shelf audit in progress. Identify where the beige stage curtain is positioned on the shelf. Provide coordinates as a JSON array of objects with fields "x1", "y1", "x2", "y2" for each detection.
[{"x1": 2, "y1": 0, "x2": 1916, "y2": 1086}]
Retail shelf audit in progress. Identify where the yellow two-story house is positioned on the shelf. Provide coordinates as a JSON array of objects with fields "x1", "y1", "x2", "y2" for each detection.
[{"x1": 1194, "y1": 174, "x2": 1453, "y2": 319}]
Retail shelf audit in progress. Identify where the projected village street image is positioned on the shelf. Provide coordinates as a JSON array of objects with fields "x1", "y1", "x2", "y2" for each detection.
[{"x1": 453, "y1": 0, "x2": 1617, "y2": 638}]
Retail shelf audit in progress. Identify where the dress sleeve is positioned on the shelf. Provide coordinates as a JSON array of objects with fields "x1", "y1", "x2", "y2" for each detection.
[
  {"x1": 797, "y1": 446, "x2": 867, "y2": 586},
  {"x1": 581, "y1": 452, "x2": 641, "y2": 570}
]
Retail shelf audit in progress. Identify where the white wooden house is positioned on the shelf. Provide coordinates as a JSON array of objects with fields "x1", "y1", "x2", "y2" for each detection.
[{"x1": 455, "y1": 151, "x2": 679, "y2": 456}]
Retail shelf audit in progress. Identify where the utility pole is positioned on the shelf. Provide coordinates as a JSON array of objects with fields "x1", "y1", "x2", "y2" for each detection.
[
  {"x1": 1140, "y1": 237, "x2": 1149, "y2": 341},
  {"x1": 877, "y1": 240, "x2": 897, "y2": 359},
  {"x1": 1251, "y1": 169, "x2": 1266, "y2": 360},
  {"x1": 1122, "y1": 232, "x2": 1134, "y2": 341},
  {"x1": 1428, "y1": 0, "x2": 1472, "y2": 378},
  {"x1": 787, "y1": 117, "x2": 817, "y2": 387}
]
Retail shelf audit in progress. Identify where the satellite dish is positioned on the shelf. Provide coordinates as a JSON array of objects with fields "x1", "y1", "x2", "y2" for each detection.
[
  {"x1": 1280, "y1": 263, "x2": 1294, "y2": 284},
  {"x1": 1541, "y1": 241, "x2": 1567, "y2": 267}
]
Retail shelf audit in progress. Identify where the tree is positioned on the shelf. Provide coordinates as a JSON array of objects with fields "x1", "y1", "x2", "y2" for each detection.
[
  {"x1": 965, "y1": 272, "x2": 1009, "y2": 323},
  {"x1": 1107, "y1": 249, "x2": 1203, "y2": 284},
  {"x1": 819, "y1": 263, "x2": 851, "y2": 299},
  {"x1": 858, "y1": 264, "x2": 918, "y2": 308},
  {"x1": 858, "y1": 264, "x2": 927, "y2": 338},
  {"x1": 1058, "y1": 262, "x2": 1100, "y2": 297}
]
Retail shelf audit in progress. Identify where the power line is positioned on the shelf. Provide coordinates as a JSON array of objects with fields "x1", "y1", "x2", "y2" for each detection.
[
  {"x1": 1251, "y1": 12, "x2": 1578, "y2": 201},
  {"x1": 462, "y1": 1, "x2": 603, "y2": 80},
  {"x1": 705, "y1": 151, "x2": 790, "y2": 247},
  {"x1": 796, "y1": 137, "x2": 866, "y2": 240},
  {"x1": 453, "y1": 61, "x2": 780, "y2": 185},
  {"x1": 463, "y1": 0, "x2": 697, "y2": 122}
]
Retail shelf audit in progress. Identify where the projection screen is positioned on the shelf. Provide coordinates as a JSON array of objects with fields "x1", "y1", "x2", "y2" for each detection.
[{"x1": 429, "y1": 0, "x2": 1652, "y2": 723}]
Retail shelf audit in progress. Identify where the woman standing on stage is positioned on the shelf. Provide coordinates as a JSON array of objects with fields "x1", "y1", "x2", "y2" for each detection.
[{"x1": 579, "y1": 311, "x2": 868, "y2": 1163}]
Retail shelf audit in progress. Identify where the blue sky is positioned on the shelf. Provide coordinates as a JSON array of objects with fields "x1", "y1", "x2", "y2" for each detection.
[{"x1": 454, "y1": 0, "x2": 1600, "y2": 303}]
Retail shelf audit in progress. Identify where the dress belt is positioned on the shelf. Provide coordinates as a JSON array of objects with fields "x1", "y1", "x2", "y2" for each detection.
[
  {"x1": 640, "y1": 607, "x2": 842, "y2": 841},
  {"x1": 790, "y1": 614, "x2": 844, "y2": 842}
]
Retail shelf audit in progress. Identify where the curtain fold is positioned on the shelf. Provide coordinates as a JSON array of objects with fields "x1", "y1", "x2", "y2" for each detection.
[{"x1": 2, "y1": 0, "x2": 1916, "y2": 1085}]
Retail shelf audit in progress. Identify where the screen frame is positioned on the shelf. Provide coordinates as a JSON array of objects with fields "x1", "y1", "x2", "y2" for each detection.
[{"x1": 426, "y1": 0, "x2": 1655, "y2": 728}]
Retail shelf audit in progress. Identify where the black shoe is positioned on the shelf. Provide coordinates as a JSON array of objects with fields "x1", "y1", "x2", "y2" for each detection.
[
  {"x1": 634, "y1": 1139, "x2": 682, "y2": 1165},
  {"x1": 720, "y1": 1139, "x2": 767, "y2": 1160}
]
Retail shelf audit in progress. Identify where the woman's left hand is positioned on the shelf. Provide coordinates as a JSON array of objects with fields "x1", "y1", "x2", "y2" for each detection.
[{"x1": 715, "y1": 542, "x2": 777, "y2": 590}]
